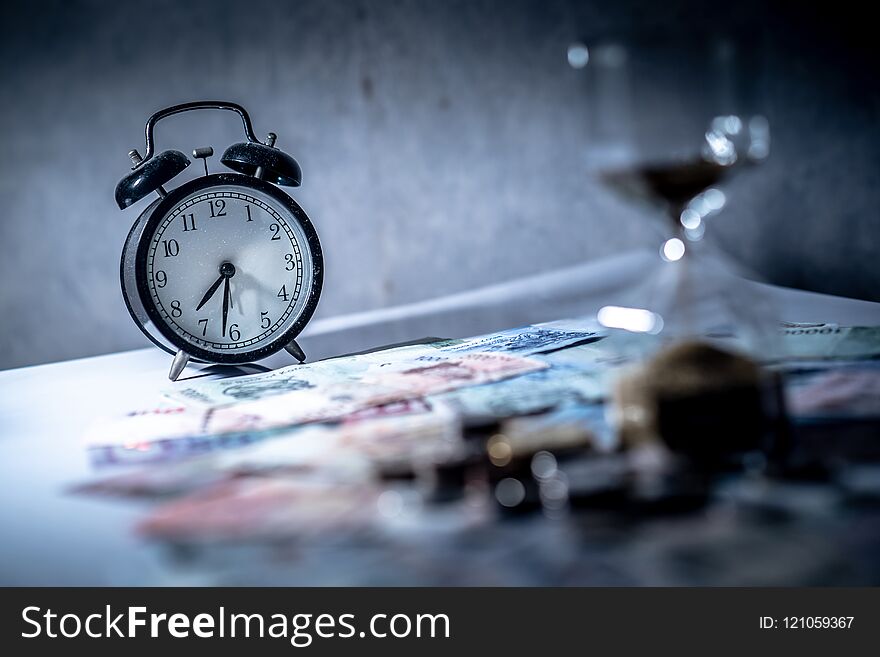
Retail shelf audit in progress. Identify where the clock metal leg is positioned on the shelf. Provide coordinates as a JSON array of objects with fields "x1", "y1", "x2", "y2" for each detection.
[
  {"x1": 284, "y1": 338, "x2": 306, "y2": 363},
  {"x1": 169, "y1": 350, "x2": 191, "y2": 381}
]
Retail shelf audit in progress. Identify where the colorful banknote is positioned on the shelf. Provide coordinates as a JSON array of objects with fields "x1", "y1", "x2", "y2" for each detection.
[
  {"x1": 785, "y1": 361, "x2": 880, "y2": 418},
  {"x1": 165, "y1": 321, "x2": 602, "y2": 407},
  {"x1": 137, "y1": 477, "x2": 381, "y2": 542},
  {"x1": 79, "y1": 400, "x2": 459, "y2": 496},
  {"x1": 86, "y1": 353, "x2": 543, "y2": 455}
]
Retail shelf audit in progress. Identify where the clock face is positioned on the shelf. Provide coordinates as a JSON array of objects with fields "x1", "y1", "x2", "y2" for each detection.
[{"x1": 140, "y1": 181, "x2": 318, "y2": 359}]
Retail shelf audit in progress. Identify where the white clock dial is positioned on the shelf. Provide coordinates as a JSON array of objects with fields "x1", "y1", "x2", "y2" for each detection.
[{"x1": 144, "y1": 185, "x2": 314, "y2": 355}]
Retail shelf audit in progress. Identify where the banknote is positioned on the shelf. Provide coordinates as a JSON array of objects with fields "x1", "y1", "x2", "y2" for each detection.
[
  {"x1": 137, "y1": 477, "x2": 381, "y2": 542},
  {"x1": 86, "y1": 399, "x2": 438, "y2": 468},
  {"x1": 435, "y1": 319, "x2": 603, "y2": 356},
  {"x1": 779, "y1": 324, "x2": 880, "y2": 361},
  {"x1": 164, "y1": 321, "x2": 601, "y2": 407},
  {"x1": 369, "y1": 352, "x2": 547, "y2": 395},
  {"x1": 78, "y1": 399, "x2": 461, "y2": 495},
  {"x1": 432, "y1": 362, "x2": 605, "y2": 418},
  {"x1": 86, "y1": 353, "x2": 540, "y2": 458},
  {"x1": 86, "y1": 384, "x2": 401, "y2": 461},
  {"x1": 87, "y1": 427, "x2": 275, "y2": 467},
  {"x1": 338, "y1": 397, "x2": 432, "y2": 423},
  {"x1": 333, "y1": 399, "x2": 462, "y2": 465},
  {"x1": 205, "y1": 352, "x2": 546, "y2": 434},
  {"x1": 85, "y1": 379, "x2": 402, "y2": 463},
  {"x1": 215, "y1": 399, "x2": 461, "y2": 472},
  {"x1": 540, "y1": 329, "x2": 656, "y2": 369},
  {"x1": 427, "y1": 331, "x2": 637, "y2": 421},
  {"x1": 84, "y1": 402, "x2": 225, "y2": 462},
  {"x1": 83, "y1": 424, "x2": 369, "y2": 492},
  {"x1": 545, "y1": 323, "x2": 880, "y2": 364},
  {"x1": 72, "y1": 454, "x2": 248, "y2": 497},
  {"x1": 785, "y1": 361, "x2": 880, "y2": 419},
  {"x1": 164, "y1": 343, "x2": 438, "y2": 406},
  {"x1": 81, "y1": 426, "x2": 370, "y2": 496}
]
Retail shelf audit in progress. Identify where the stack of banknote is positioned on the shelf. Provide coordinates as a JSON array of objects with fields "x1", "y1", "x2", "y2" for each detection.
[{"x1": 75, "y1": 320, "x2": 880, "y2": 545}]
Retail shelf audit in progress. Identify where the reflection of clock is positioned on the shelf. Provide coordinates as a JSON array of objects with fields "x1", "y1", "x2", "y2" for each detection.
[{"x1": 116, "y1": 102, "x2": 323, "y2": 380}]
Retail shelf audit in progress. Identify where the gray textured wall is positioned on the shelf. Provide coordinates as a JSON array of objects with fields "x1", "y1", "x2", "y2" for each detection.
[{"x1": 0, "y1": 0, "x2": 877, "y2": 370}]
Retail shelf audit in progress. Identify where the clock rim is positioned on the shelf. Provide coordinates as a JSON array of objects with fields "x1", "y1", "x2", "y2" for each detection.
[{"x1": 127, "y1": 172, "x2": 323, "y2": 364}]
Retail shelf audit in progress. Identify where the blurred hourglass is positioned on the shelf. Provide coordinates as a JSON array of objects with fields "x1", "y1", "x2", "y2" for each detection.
[{"x1": 570, "y1": 33, "x2": 778, "y2": 360}]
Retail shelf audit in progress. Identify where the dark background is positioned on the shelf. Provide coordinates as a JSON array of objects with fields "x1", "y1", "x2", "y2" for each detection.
[{"x1": 0, "y1": 0, "x2": 877, "y2": 370}]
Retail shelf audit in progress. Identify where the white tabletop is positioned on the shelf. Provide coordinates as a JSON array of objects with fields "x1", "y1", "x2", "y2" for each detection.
[{"x1": 2, "y1": 252, "x2": 879, "y2": 584}]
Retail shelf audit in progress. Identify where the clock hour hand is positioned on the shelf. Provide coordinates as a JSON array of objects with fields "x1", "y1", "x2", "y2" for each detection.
[
  {"x1": 195, "y1": 274, "x2": 224, "y2": 311},
  {"x1": 196, "y1": 262, "x2": 236, "y2": 314}
]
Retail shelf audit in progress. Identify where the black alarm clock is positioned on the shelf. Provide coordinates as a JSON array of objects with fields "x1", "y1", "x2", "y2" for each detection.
[{"x1": 116, "y1": 101, "x2": 323, "y2": 381}]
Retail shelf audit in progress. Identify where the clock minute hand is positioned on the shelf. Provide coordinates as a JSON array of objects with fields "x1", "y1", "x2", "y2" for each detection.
[
  {"x1": 222, "y1": 276, "x2": 231, "y2": 337},
  {"x1": 195, "y1": 274, "x2": 224, "y2": 311}
]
